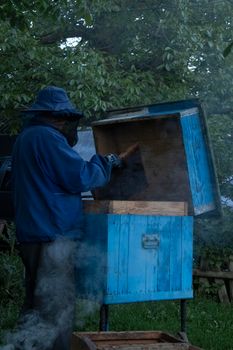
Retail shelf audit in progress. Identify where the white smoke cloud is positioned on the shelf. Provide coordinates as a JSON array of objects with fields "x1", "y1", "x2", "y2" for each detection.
[{"x1": 1, "y1": 238, "x2": 105, "y2": 349}]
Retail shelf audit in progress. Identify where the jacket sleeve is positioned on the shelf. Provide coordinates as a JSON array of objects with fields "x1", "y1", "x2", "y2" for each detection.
[{"x1": 36, "y1": 129, "x2": 112, "y2": 193}]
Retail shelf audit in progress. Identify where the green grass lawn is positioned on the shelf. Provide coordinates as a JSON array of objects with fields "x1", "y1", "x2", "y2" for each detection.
[
  {"x1": 1, "y1": 251, "x2": 233, "y2": 350},
  {"x1": 1, "y1": 293, "x2": 233, "y2": 350},
  {"x1": 75, "y1": 298, "x2": 233, "y2": 350}
]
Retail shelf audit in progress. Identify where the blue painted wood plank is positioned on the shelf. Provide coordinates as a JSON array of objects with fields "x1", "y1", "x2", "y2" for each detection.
[
  {"x1": 148, "y1": 99, "x2": 199, "y2": 115},
  {"x1": 181, "y1": 112, "x2": 215, "y2": 215},
  {"x1": 117, "y1": 215, "x2": 130, "y2": 294},
  {"x1": 181, "y1": 217, "x2": 193, "y2": 292},
  {"x1": 82, "y1": 214, "x2": 193, "y2": 304},
  {"x1": 145, "y1": 216, "x2": 159, "y2": 293},
  {"x1": 76, "y1": 214, "x2": 107, "y2": 301},
  {"x1": 103, "y1": 99, "x2": 199, "y2": 122},
  {"x1": 170, "y1": 217, "x2": 182, "y2": 291},
  {"x1": 157, "y1": 217, "x2": 171, "y2": 292},
  {"x1": 127, "y1": 215, "x2": 148, "y2": 295},
  {"x1": 107, "y1": 215, "x2": 121, "y2": 296},
  {"x1": 104, "y1": 290, "x2": 193, "y2": 304}
]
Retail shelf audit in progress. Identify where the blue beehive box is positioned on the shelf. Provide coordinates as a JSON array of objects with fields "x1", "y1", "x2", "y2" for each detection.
[{"x1": 76, "y1": 99, "x2": 220, "y2": 304}]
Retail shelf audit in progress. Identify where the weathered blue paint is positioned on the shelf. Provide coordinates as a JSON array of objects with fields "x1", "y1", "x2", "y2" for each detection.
[
  {"x1": 104, "y1": 290, "x2": 193, "y2": 304},
  {"x1": 77, "y1": 214, "x2": 193, "y2": 304},
  {"x1": 181, "y1": 217, "x2": 193, "y2": 292},
  {"x1": 145, "y1": 216, "x2": 159, "y2": 293},
  {"x1": 75, "y1": 214, "x2": 107, "y2": 301},
  {"x1": 148, "y1": 99, "x2": 200, "y2": 116},
  {"x1": 92, "y1": 100, "x2": 220, "y2": 217},
  {"x1": 170, "y1": 217, "x2": 182, "y2": 291},
  {"x1": 106, "y1": 215, "x2": 193, "y2": 303},
  {"x1": 106, "y1": 99, "x2": 199, "y2": 118},
  {"x1": 107, "y1": 215, "x2": 120, "y2": 296},
  {"x1": 156, "y1": 217, "x2": 170, "y2": 292},
  {"x1": 104, "y1": 99, "x2": 200, "y2": 121},
  {"x1": 76, "y1": 98, "x2": 220, "y2": 308},
  {"x1": 180, "y1": 111, "x2": 215, "y2": 215}
]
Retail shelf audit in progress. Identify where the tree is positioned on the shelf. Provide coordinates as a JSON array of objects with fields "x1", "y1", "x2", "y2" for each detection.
[
  {"x1": 1, "y1": 0, "x2": 232, "y2": 115},
  {"x1": 1, "y1": 0, "x2": 233, "y2": 247}
]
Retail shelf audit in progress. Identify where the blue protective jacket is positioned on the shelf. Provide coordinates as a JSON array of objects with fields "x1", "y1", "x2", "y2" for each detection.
[{"x1": 12, "y1": 124, "x2": 112, "y2": 243}]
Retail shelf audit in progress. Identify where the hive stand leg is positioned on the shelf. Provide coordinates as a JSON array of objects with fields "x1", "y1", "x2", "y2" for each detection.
[
  {"x1": 177, "y1": 299, "x2": 189, "y2": 342},
  {"x1": 99, "y1": 304, "x2": 109, "y2": 331}
]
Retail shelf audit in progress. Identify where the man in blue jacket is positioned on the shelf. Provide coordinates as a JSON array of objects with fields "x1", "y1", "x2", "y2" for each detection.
[{"x1": 11, "y1": 86, "x2": 130, "y2": 350}]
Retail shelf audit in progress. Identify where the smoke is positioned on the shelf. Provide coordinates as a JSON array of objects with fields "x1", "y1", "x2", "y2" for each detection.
[
  {"x1": 75, "y1": 240, "x2": 106, "y2": 301},
  {"x1": 1, "y1": 239, "x2": 77, "y2": 350},
  {"x1": 3, "y1": 311, "x2": 57, "y2": 350},
  {"x1": 1, "y1": 237, "x2": 106, "y2": 349},
  {"x1": 74, "y1": 240, "x2": 107, "y2": 329}
]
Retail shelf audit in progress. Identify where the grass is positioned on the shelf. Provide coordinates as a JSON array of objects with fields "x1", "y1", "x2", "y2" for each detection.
[
  {"x1": 75, "y1": 299, "x2": 233, "y2": 350},
  {"x1": 1, "y1": 251, "x2": 233, "y2": 350}
]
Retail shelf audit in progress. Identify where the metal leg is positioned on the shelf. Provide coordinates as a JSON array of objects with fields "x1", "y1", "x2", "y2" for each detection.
[
  {"x1": 99, "y1": 304, "x2": 109, "y2": 331},
  {"x1": 178, "y1": 299, "x2": 189, "y2": 342},
  {"x1": 180, "y1": 299, "x2": 187, "y2": 333}
]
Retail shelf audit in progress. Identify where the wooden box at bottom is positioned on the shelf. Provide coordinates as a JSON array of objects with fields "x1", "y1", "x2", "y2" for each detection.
[
  {"x1": 71, "y1": 331, "x2": 202, "y2": 350},
  {"x1": 77, "y1": 201, "x2": 193, "y2": 304}
]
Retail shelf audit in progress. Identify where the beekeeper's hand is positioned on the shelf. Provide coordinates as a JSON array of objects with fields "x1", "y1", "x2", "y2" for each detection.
[{"x1": 104, "y1": 143, "x2": 139, "y2": 169}]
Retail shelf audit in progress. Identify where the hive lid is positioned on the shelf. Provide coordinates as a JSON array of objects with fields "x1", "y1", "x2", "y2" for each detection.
[{"x1": 90, "y1": 99, "x2": 221, "y2": 217}]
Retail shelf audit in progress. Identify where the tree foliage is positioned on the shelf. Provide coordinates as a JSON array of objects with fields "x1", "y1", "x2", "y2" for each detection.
[
  {"x1": 1, "y1": 0, "x2": 231, "y2": 117},
  {"x1": 0, "y1": 3, "x2": 230, "y2": 100},
  {"x1": 1, "y1": 0, "x2": 233, "y2": 246}
]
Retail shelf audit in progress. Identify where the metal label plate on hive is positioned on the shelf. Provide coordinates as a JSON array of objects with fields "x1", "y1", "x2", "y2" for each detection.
[{"x1": 142, "y1": 234, "x2": 160, "y2": 249}]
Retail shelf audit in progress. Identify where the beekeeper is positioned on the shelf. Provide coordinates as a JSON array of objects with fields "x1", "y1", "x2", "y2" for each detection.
[{"x1": 11, "y1": 86, "x2": 132, "y2": 350}]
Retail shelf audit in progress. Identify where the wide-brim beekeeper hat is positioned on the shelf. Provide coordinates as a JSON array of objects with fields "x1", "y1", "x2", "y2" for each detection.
[{"x1": 24, "y1": 86, "x2": 84, "y2": 119}]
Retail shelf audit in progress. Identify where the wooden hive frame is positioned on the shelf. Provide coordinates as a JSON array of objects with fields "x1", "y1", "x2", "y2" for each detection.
[{"x1": 71, "y1": 331, "x2": 203, "y2": 350}]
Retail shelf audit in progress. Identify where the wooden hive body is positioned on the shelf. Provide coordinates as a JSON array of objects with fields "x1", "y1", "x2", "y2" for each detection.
[
  {"x1": 71, "y1": 331, "x2": 203, "y2": 350},
  {"x1": 76, "y1": 99, "x2": 220, "y2": 304}
]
